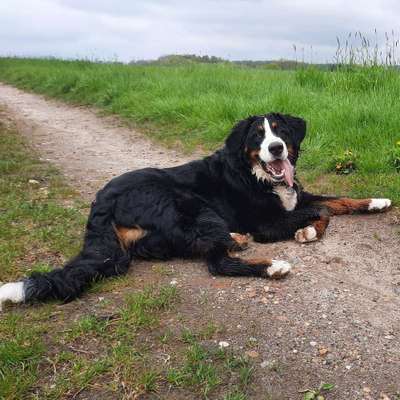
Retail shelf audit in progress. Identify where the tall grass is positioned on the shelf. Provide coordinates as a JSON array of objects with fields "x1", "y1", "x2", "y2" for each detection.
[
  {"x1": 0, "y1": 57, "x2": 399, "y2": 202},
  {"x1": 334, "y1": 30, "x2": 399, "y2": 67}
]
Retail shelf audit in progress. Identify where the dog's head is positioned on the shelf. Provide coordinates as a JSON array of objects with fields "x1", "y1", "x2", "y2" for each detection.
[{"x1": 225, "y1": 113, "x2": 306, "y2": 187}]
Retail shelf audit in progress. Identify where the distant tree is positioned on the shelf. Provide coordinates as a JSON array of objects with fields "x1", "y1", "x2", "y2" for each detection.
[{"x1": 128, "y1": 54, "x2": 336, "y2": 70}]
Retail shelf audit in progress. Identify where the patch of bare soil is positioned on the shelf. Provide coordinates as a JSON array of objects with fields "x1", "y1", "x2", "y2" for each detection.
[{"x1": 1, "y1": 83, "x2": 399, "y2": 399}]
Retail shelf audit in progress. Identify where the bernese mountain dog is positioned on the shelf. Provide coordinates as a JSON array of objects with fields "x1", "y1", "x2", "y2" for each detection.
[{"x1": 0, "y1": 113, "x2": 392, "y2": 310}]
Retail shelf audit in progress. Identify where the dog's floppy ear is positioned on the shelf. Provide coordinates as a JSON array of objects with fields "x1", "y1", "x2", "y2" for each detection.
[
  {"x1": 280, "y1": 114, "x2": 307, "y2": 146},
  {"x1": 225, "y1": 115, "x2": 258, "y2": 153}
]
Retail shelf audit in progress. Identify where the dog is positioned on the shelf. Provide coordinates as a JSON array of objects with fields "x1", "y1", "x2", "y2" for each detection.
[{"x1": 0, "y1": 113, "x2": 391, "y2": 310}]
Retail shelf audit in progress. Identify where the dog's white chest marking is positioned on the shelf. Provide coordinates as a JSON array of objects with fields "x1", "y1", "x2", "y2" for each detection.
[{"x1": 273, "y1": 186, "x2": 297, "y2": 211}]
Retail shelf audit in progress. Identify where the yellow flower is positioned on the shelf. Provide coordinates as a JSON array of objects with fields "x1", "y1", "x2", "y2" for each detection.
[{"x1": 396, "y1": 140, "x2": 400, "y2": 146}]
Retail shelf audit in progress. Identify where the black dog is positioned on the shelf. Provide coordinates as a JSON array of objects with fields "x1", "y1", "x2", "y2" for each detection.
[{"x1": 0, "y1": 113, "x2": 391, "y2": 310}]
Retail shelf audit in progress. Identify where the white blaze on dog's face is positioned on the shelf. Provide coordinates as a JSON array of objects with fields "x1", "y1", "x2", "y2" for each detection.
[{"x1": 259, "y1": 118, "x2": 288, "y2": 163}]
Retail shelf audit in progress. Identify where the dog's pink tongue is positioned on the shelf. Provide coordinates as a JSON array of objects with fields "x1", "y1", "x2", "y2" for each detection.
[
  {"x1": 270, "y1": 159, "x2": 294, "y2": 187},
  {"x1": 282, "y1": 159, "x2": 294, "y2": 187}
]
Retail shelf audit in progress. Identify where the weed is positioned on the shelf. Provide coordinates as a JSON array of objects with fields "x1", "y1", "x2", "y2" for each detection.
[
  {"x1": 173, "y1": 356, "x2": 220, "y2": 397},
  {"x1": 166, "y1": 368, "x2": 188, "y2": 386},
  {"x1": 181, "y1": 327, "x2": 197, "y2": 344},
  {"x1": 199, "y1": 321, "x2": 221, "y2": 339},
  {"x1": 67, "y1": 314, "x2": 108, "y2": 340},
  {"x1": 329, "y1": 149, "x2": 357, "y2": 174},
  {"x1": 138, "y1": 370, "x2": 160, "y2": 392},
  {"x1": 300, "y1": 382, "x2": 335, "y2": 400},
  {"x1": 391, "y1": 140, "x2": 400, "y2": 172},
  {"x1": 158, "y1": 328, "x2": 173, "y2": 344},
  {"x1": 223, "y1": 390, "x2": 248, "y2": 400},
  {"x1": 119, "y1": 285, "x2": 178, "y2": 330},
  {"x1": 266, "y1": 360, "x2": 284, "y2": 375}
]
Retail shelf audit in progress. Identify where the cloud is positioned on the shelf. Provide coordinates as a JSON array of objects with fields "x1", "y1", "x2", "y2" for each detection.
[{"x1": 0, "y1": 0, "x2": 399, "y2": 62}]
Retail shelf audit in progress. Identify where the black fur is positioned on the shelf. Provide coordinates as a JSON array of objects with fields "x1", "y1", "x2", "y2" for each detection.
[{"x1": 23, "y1": 113, "x2": 324, "y2": 304}]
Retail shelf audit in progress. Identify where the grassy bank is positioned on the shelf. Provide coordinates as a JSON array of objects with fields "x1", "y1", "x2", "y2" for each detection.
[
  {"x1": 0, "y1": 57, "x2": 399, "y2": 203},
  {"x1": 0, "y1": 115, "x2": 258, "y2": 400}
]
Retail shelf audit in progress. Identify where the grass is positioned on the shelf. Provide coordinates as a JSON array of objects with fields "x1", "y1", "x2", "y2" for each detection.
[
  {"x1": 166, "y1": 338, "x2": 254, "y2": 399},
  {"x1": 0, "y1": 115, "x2": 86, "y2": 281},
  {"x1": 0, "y1": 314, "x2": 45, "y2": 399},
  {"x1": 0, "y1": 115, "x2": 86, "y2": 398},
  {"x1": 0, "y1": 117, "x2": 258, "y2": 399},
  {"x1": 0, "y1": 57, "x2": 399, "y2": 203}
]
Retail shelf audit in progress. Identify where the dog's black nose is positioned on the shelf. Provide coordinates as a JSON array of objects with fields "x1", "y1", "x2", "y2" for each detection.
[{"x1": 268, "y1": 141, "x2": 284, "y2": 157}]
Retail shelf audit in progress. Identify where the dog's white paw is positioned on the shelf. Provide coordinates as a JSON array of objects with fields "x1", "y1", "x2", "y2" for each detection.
[
  {"x1": 267, "y1": 260, "x2": 292, "y2": 279},
  {"x1": 0, "y1": 282, "x2": 25, "y2": 312},
  {"x1": 368, "y1": 198, "x2": 391, "y2": 212},
  {"x1": 295, "y1": 226, "x2": 318, "y2": 243}
]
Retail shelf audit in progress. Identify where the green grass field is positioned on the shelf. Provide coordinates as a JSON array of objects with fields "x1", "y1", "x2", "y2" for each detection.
[{"x1": 0, "y1": 57, "x2": 399, "y2": 203}]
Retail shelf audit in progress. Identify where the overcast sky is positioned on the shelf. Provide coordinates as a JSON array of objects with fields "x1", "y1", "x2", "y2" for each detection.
[{"x1": 0, "y1": 0, "x2": 399, "y2": 62}]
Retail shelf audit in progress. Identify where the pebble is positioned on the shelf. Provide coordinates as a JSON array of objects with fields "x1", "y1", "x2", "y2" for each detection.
[
  {"x1": 318, "y1": 347, "x2": 329, "y2": 356},
  {"x1": 28, "y1": 179, "x2": 40, "y2": 185},
  {"x1": 169, "y1": 279, "x2": 178, "y2": 286},
  {"x1": 245, "y1": 350, "x2": 259, "y2": 358},
  {"x1": 310, "y1": 341, "x2": 317, "y2": 347},
  {"x1": 218, "y1": 341, "x2": 229, "y2": 348}
]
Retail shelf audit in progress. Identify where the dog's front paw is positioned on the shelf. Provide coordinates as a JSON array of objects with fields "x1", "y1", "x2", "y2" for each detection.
[
  {"x1": 368, "y1": 198, "x2": 391, "y2": 212},
  {"x1": 295, "y1": 226, "x2": 318, "y2": 243},
  {"x1": 266, "y1": 260, "x2": 292, "y2": 279}
]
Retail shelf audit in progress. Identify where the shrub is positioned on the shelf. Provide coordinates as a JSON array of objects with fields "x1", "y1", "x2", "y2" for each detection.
[{"x1": 329, "y1": 149, "x2": 357, "y2": 174}]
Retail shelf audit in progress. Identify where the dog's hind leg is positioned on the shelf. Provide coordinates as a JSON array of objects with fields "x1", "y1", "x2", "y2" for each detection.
[
  {"x1": 300, "y1": 192, "x2": 392, "y2": 215},
  {"x1": 319, "y1": 197, "x2": 391, "y2": 215}
]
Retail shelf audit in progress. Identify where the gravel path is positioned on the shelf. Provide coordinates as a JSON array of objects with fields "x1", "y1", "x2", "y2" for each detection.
[{"x1": 1, "y1": 82, "x2": 399, "y2": 399}]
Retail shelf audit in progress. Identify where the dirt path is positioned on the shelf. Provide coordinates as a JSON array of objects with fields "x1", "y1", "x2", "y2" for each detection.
[
  {"x1": 0, "y1": 83, "x2": 193, "y2": 200},
  {"x1": 1, "y1": 83, "x2": 400, "y2": 400}
]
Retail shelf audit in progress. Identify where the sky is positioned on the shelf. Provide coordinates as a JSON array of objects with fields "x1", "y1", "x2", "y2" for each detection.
[{"x1": 0, "y1": 0, "x2": 399, "y2": 63}]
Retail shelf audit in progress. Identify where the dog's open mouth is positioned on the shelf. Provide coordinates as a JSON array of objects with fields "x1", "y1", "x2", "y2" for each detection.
[{"x1": 259, "y1": 158, "x2": 294, "y2": 187}]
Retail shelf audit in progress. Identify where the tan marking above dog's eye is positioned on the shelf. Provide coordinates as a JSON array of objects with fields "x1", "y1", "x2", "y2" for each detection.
[
  {"x1": 271, "y1": 122, "x2": 278, "y2": 129},
  {"x1": 257, "y1": 125, "x2": 264, "y2": 132}
]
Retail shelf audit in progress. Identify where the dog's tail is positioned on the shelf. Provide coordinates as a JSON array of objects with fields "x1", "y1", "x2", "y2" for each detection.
[{"x1": 0, "y1": 191, "x2": 131, "y2": 311}]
